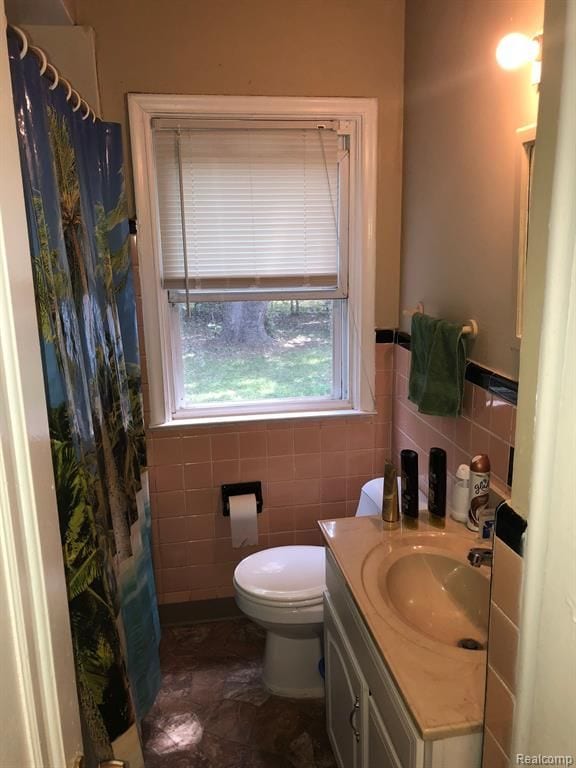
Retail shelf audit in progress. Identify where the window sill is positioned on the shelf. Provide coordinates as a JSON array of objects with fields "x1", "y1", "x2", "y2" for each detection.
[{"x1": 147, "y1": 408, "x2": 376, "y2": 431}]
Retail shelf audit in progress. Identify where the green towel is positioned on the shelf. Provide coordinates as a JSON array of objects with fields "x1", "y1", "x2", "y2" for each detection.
[{"x1": 408, "y1": 314, "x2": 467, "y2": 417}]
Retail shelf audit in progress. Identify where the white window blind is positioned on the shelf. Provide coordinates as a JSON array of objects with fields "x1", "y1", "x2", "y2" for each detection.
[{"x1": 152, "y1": 122, "x2": 345, "y2": 298}]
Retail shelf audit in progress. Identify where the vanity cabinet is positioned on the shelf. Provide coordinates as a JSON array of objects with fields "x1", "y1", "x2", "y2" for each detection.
[{"x1": 324, "y1": 550, "x2": 482, "y2": 768}]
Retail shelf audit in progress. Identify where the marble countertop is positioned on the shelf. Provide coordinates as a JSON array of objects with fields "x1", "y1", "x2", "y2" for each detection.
[{"x1": 319, "y1": 514, "x2": 488, "y2": 740}]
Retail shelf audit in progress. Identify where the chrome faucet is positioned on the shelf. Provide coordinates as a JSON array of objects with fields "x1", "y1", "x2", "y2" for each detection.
[{"x1": 467, "y1": 547, "x2": 493, "y2": 567}]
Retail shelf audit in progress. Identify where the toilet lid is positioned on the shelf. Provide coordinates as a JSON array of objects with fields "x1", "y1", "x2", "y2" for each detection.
[{"x1": 234, "y1": 546, "x2": 326, "y2": 603}]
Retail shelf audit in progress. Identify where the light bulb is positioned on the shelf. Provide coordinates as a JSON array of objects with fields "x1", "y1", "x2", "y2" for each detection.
[{"x1": 496, "y1": 33, "x2": 539, "y2": 71}]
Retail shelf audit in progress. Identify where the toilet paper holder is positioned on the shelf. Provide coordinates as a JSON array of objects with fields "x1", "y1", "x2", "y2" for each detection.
[{"x1": 221, "y1": 482, "x2": 263, "y2": 516}]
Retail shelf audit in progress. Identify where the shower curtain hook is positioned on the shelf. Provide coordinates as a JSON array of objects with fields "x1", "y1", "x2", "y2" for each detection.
[
  {"x1": 70, "y1": 89, "x2": 82, "y2": 112},
  {"x1": 45, "y1": 62, "x2": 59, "y2": 90},
  {"x1": 60, "y1": 77, "x2": 73, "y2": 101},
  {"x1": 10, "y1": 26, "x2": 28, "y2": 59},
  {"x1": 90, "y1": 108, "x2": 97, "y2": 123},
  {"x1": 80, "y1": 100, "x2": 91, "y2": 120},
  {"x1": 29, "y1": 46, "x2": 48, "y2": 75}
]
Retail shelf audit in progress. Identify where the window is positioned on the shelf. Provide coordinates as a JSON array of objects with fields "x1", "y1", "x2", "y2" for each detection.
[{"x1": 129, "y1": 95, "x2": 376, "y2": 425}]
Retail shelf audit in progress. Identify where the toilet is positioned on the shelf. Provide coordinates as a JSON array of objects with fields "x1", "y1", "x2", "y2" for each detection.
[{"x1": 233, "y1": 478, "x2": 384, "y2": 698}]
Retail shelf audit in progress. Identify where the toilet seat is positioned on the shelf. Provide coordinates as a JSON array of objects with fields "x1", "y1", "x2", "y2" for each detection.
[{"x1": 233, "y1": 545, "x2": 326, "y2": 605}]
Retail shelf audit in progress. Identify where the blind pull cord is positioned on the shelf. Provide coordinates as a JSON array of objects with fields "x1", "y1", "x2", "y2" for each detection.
[{"x1": 176, "y1": 129, "x2": 191, "y2": 316}]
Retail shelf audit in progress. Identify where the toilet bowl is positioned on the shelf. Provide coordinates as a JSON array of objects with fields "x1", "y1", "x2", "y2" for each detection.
[{"x1": 233, "y1": 478, "x2": 386, "y2": 698}]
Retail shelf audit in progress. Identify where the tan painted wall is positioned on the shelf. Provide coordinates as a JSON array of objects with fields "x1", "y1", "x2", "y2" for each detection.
[
  {"x1": 401, "y1": 0, "x2": 543, "y2": 380},
  {"x1": 75, "y1": 0, "x2": 405, "y2": 330}
]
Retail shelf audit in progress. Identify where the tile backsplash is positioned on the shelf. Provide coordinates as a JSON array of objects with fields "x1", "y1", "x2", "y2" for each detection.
[
  {"x1": 392, "y1": 344, "x2": 516, "y2": 501},
  {"x1": 145, "y1": 343, "x2": 394, "y2": 605}
]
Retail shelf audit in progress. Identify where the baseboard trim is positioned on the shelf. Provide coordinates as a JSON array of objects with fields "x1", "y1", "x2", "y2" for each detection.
[{"x1": 159, "y1": 597, "x2": 242, "y2": 626}]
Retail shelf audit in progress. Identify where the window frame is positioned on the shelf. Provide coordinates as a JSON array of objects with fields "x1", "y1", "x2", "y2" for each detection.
[{"x1": 128, "y1": 94, "x2": 377, "y2": 426}]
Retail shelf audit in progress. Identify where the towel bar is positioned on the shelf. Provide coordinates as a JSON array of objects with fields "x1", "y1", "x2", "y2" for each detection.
[{"x1": 402, "y1": 304, "x2": 478, "y2": 337}]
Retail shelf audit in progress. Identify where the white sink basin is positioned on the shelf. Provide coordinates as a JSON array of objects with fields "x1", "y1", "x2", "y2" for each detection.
[{"x1": 361, "y1": 534, "x2": 490, "y2": 651}]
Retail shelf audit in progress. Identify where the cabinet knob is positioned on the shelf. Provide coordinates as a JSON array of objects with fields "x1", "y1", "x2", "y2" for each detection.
[{"x1": 349, "y1": 694, "x2": 361, "y2": 743}]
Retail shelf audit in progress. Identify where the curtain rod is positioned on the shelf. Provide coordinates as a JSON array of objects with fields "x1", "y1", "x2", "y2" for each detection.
[{"x1": 9, "y1": 25, "x2": 100, "y2": 123}]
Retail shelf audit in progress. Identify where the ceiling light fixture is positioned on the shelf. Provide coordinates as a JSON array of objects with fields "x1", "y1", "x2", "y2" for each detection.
[{"x1": 496, "y1": 32, "x2": 543, "y2": 86}]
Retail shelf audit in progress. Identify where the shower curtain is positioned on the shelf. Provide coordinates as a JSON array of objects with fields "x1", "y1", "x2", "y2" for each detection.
[{"x1": 8, "y1": 32, "x2": 161, "y2": 767}]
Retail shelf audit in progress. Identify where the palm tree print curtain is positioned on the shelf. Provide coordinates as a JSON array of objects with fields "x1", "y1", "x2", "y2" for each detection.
[{"x1": 8, "y1": 32, "x2": 161, "y2": 767}]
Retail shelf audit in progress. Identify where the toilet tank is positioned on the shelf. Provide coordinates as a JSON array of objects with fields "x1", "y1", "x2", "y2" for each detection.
[
  {"x1": 356, "y1": 477, "x2": 428, "y2": 516},
  {"x1": 356, "y1": 478, "x2": 384, "y2": 516}
]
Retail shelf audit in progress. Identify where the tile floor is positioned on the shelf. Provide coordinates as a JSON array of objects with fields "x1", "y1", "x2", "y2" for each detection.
[{"x1": 143, "y1": 618, "x2": 337, "y2": 767}]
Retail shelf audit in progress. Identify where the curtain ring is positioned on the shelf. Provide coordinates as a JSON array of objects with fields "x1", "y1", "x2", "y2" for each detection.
[
  {"x1": 90, "y1": 108, "x2": 97, "y2": 123},
  {"x1": 70, "y1": 89, "x2": 82, "y2": 112},
  {"x1": 10, "y1": 26, "x2": 28, "y2": 60},
  {"x1": 29, "y1": 46, "x2": 48, "y2": 75},
  {"x1": 60, "y1": 77, "x2": 73, "y2": 101},
  {"x1": 45, "y1": 62, "x2": 59, "y2": 90},
  {"x1": 80, "y1": 100, "x2": 91, "y2": 120}
]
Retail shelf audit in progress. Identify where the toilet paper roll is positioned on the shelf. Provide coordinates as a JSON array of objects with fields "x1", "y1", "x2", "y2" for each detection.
[{"x1": 229, "y1": 493, "x2": 259, "y2": 548}]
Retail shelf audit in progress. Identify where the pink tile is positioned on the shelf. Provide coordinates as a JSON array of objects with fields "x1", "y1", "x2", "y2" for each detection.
[
  {"x1": 394, "y1": 372, "x2": 409, "y2": 402},
  {"x1": 187, "y1": 587, "x2": 218, "y2": 602},
  {"x1": 375, "y1": 343, "x2": 394, "y2": 371},
  {"x1": 184, "y1": 462, "x2": 213, "y2": 489},
  {"x1": 188, "y1": 515, "x2": 215, "y2": 541},
  {"x1": 422, "y1": 413, "x2": 455, "y2": 442},
  {"x1": 294, "y1": 453, "x2": 322, "y2": 479},
  {"x1": 321, "y1": 451, "x2": 347, "y2": 478},
  {"x1": 375, "y1": 395, "x2": 393, "y2": 422},
  {"x1": 347, "y1": 422, "x2": 375, "y2": 450},
  {"x1": 347, "y1": 450, "x2": 374, "y2": 476},
  {"x1": 373, "y1": 449, "x2": 392, "y2": 473},
  {"x1": 294, "y1": 427, "x2": 321, "y2": 454},
  {"x1": 489, "y1": 435, "x2": 510, "y2": 484},
  {"x1": 267, "y1": 429, "x2": 294, "y2": 456},
  {"x1": 185, "y1": 488, "x2": 218, "y2": 516},
  {"x1": 374, "y1": 422, "x2": 391, "y2": 449},
  {"x1": 394, "y1": 345, "x2": 411, "y2": 378},
  {"x1": 158, "y1": 517, "x2": 190, "y2": 544},
  {"x1": 155, "y1": 464, "x2": 184, "y2": 492},
  {"x1": 470, "y1": 424, "x2": 491, "y2": 458},
  {"x1": 320, "y1": 425, "x2": 347, "y2": 453},
  {"x1": 462, "y1": 382, "x2": 474, "y2": 418},
  {"x1": 269, "y1": 531, "x2": 295, "y2": 547},
  {"x1": 292, "y1": 478, "x2": 321, "y2": 505},
  {"x1": 295, "y1": 530, "x2": 323, "y2": 546},
  {"x1": 154, "y1": 437, "x2": 182, "y2": 466},
  {"x1": 485, "y1": 667, "x2": 514, "y2": 756},
  {"x1": 239, "y1": 431, "x2": 267, "y2": 458},
  {"x1": 268, "y1": 506, "x2": 294, "y2": 533},
  {"x1": 293, "y1": 504, "x2": 323, "y2": 530},
  {"x1": 454, "y1": 417, "x2": 472, "y2": 451},
  {"x1": 267, "y1": 455, "x2": 295, "y2": 481},
  {"x1": 320, "y1": 501, "x2": 347, "y2": 520},
  {"x1": 154, "y1": 490, "x2": 186, "y2": 518},
  {"x1": 189, "y1": 540, "x2": 217, "y2": 566},
  {"x1": 375, "y1": 370, "x2": 394, "y2": 396},
  {"x1": 321, "y1": 477, "x2": 347, "y2": 503},
  {"x1": 162, "y1": 567, "x2": 192, "y2": 593},
  {"x1": 182, "y1": 435, "x2": 211, "y2": 463},
  {"x1": 267, "y1": 481, "x2": 295, "y2": 508},
  {"x1": 146, "y1": 439, "x2": 155, "y2": 466},
  {"x1": 211, "y1": 433, "x2": 239, "y2": 461},
  {"x1": 490, "y1": 397, "x2": 515, "y2": 443},
  {"x1": 239, "y1": 457, "x2": 268, "y2": 481},
  {"x1": 160, "y1": 542, "x2": 190, "y2": 569},
  {"x1": 472, "y1": 385, "x2": 493, "y2": 430},
  {"x1": 212, "y1": 460, "x2": 240, "y2": 487}
]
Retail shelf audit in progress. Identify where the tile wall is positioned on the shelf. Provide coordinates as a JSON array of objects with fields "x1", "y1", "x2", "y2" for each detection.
[
  {"x1": 392, "y1": 344, "x2": 517, "y2": 500},
  {"x1": 483, "y1": 536, "x2": 524, "y2": 765},
  {"x1": 143, "y1": 342, "x2": 394, "y2": 605}
]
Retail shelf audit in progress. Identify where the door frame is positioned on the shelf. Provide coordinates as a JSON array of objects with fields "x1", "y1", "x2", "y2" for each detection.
[{"x1": 0, "y1": 7, "x2": 82, "y2": 767}]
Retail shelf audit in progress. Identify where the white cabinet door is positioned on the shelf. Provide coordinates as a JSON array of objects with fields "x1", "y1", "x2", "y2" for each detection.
[
  {"x1": 325, "y1": 597, "x2": 365, "y2": 768},
  {"x1": 367, "y1": 695, "x2": 402, "y2": 768}
]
